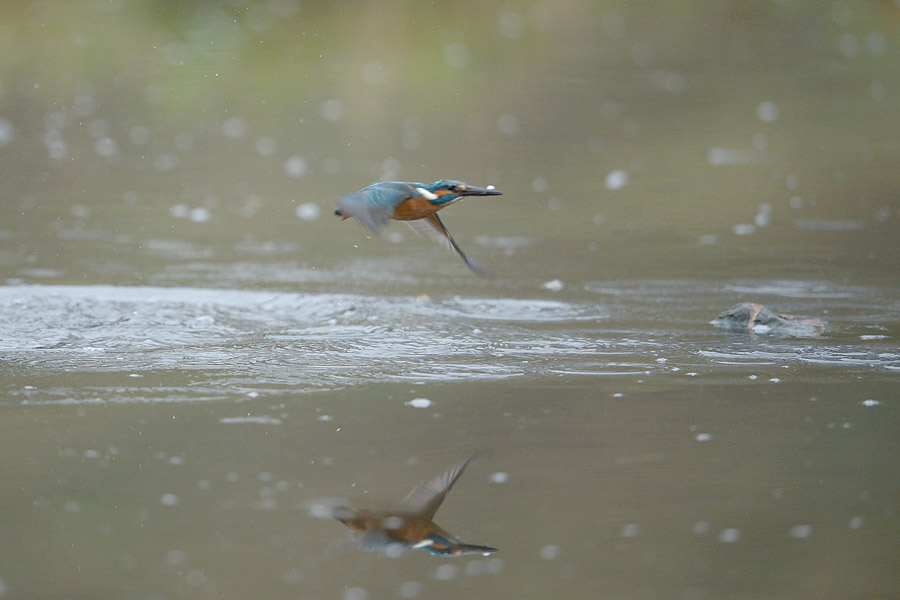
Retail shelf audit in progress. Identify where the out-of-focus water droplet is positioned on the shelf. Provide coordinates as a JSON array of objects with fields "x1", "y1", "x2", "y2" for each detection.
[
  {"x1": 497, "y1": 113, "x2": 518, "y2": 135},
  {"x1": 95, "y1": 137, "x2": 117, "y2": 156},
  {"x1": 498, "y1": 10, "x2": 525, "y2": 39},
  {"x1": 849, "y1": 516, "x2": 863, "y2": 529},
  {"x1": 789, "y1": 524, "x2": 812, "y2": 538},
  {"x1": 756, "y1": 101, "x2": 779, "y2": 123},
  {"x1": 785, "y1": 174, "x2": 798, "y2": 189},
  {"x1": 362, "y1": 61, "x2": 387, "y2": 85},
  {"x1": 282, "y1": 567, "x2": 302, "y2": 585},
  {"x1": 154, "y1": 153, "x2": 179, "y2": 171},
  {"x1": 380, "y1": 157, "x2": 400, "y2": 180},
  {"x1": 285, "y1": 155, "x2": 308, "y2": 178},
  {"x1": 174, "y1": 132, "x2": 194, "y2": 152},
  {"x1": 695, "y1": 433, "x2": 712, "y2": 442},
  {"x1": 295, "y1": 202, "x2": 321, "y2": 221},
  {"x1": 541, "y1": 279, "x2": 564, "y2": 292},
  {"x1": 866, "y1": 31, "x2": 887, "y2": 57},
  {"x1": 160, "y1": 493, "x2": 180, "y2": 506},
  {"x1": 128, "y1": 125, "x2": 150, "y2": 145},
  {"x1": 601, "y1": 12, "x2": 626, "y2": 38},
  {"x1": 631, "y1": 42, "x2": 654, "y2": 67},
  {"x1": 0, "y1": 118, "x2": 15, "y2": 146},
  {"x1": 45, "y1": 130, "x2": 66, "y2": 159},
  {"x1": 443, "y1": 42, "x2": 470, "y2": 68},
  {"x1": 649, "y1": 69, "x2": 687, "y2": 94},
  {"x1": 343, "y1": 586, "x2": 368, "y2": 600},
  {"x1": 708, "y1": 147, "x2": 764, "y2": 165},
  {"x1": 322, "y1": 157, "x2": 341, "y2": 174},
  {"x1": 256, "y1": 136, "x2": 277, "y2": 155},
  {"x1": 620, "y1": 523, "x2": 640, "y2": 538},
  {"x1": 693, "y1": 521, "x2": 710, "y2": 535},
  {"x1": 755, "y1": 203, "x2": 773, "y2": 227},
  {"x1": 489, "y1": 471, "x2": 509, "y2": 484},
  {"x1": 320, "y1": 99, "x2": 344, "y2": 121},
  {"x1": 434, "y1": 563, "x2": 459, "y2": 581},
  {"x1": 531, "y1": 177, "x2": 549, "y2": 193},
  {"x1": 538, "y1": 544, "x2": 561, "y2": 560},
  {"x1": 604, "y1": 169, "x2": 628, "y2": 190},
  {"x1": 398, "y1": 581, "x2": 423, "y2": 598},
  {"x1": 732, "y1": 223, "x2": 756, "y2": 236},
  {"x1": 73, "y1": 93, "x2": 94, "y2": 117},
  {"x1": 189, "y1": 207, "x2": 211, "y2": 223},
  {"x1": 838, "y1": 33, "x2": 860, "y2": 58},
  {"x1": 405, "y1": 398, "x2": 432, "y2": 408},
  {"x1": 166, "y1": 549, "x2": 187, "y2": 566},
  {"x1": 222, "y1": 117, "x2": 247, "y2": 138},
  {"x1": 718, "y1": 528, "x2": 741, "y2": 543},
  {"x1": 862, "y1": 399, "x2": 880, "y2": 407},
  {"x1": 64, "y1": 500, "x2": 82, "y2": 513}
]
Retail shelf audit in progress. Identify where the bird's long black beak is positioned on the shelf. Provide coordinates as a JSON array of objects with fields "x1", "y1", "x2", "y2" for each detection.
[{"x1": 459, "y1": 185, "x2": 503, "y2": 196}]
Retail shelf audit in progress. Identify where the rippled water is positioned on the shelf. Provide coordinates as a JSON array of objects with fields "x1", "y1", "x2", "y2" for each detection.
[{"x1": 3, "y1": 279, "x2": 896, "y2": 401}]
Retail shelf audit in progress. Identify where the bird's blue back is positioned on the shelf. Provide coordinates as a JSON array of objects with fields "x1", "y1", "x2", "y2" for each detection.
[{"x1": 358, "y1": 181, "x2": 427, "y2": 211}]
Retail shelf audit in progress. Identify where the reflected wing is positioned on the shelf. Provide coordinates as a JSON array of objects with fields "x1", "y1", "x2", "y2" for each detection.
[
  {"x1": 405, "y1": 215, "x2": 490, "y2": 276},
  {"x1": 395, "y1": 453, "x2": 487, "y2": 520}
]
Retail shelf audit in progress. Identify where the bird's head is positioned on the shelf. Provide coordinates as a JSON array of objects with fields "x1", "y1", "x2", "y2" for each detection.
[{"x1": 423, "y1": 180, "x2": 503, "y2": 203}]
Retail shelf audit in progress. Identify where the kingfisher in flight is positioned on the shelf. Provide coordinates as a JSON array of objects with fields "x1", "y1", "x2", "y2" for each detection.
[
  {"x1": 333, "y1": 180, "x2": 503, "y2": 275},
  {"x1": 333, "y1": 454, "x2": 498, "y2": 556}
]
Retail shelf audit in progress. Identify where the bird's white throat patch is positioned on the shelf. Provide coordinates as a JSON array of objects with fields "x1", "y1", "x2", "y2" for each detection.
[{"x1": 415, "y1": 187, "x2": 439, "y2": 200}]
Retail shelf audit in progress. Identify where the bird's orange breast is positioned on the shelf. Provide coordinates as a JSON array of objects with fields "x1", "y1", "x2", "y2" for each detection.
[{"x1": 392, "y1": 196, "x2": 440, "y2": 221}]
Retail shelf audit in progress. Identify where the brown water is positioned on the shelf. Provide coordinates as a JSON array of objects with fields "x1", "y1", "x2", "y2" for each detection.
[{"x1": 2, "y1": 2, "x2": 899, "y2": 599}]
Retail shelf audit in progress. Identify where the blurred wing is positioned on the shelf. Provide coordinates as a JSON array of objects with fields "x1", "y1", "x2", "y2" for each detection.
[
  {"x1": 395, "y1": 453, "x2": 486, "y2": 519},
  {"x1": 405, "y1": 215, "x2": 490, "y2": 276},
  {"x1": 334, "y1": 191, "x2": 394, "y2": 233}
]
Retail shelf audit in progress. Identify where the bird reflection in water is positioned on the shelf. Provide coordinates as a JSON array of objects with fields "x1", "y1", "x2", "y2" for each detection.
[{"x1": 333, "y1": 453, "x2": 498, "y2": 557}]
